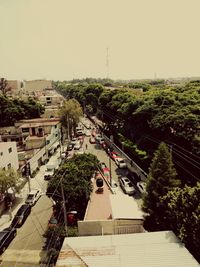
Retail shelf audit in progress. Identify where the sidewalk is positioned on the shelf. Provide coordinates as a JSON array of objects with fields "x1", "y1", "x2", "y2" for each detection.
[
  {"x1": 0, "y1": 145, "x2": 67, "y2": 231},
  {"x1": 0, "y1": 182, "x2": 30, "y2": 231}
]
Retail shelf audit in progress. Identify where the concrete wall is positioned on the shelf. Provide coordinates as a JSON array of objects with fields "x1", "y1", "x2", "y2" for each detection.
[{"x1": 78, "y1": 219, "x2": 144, "y2": 236}]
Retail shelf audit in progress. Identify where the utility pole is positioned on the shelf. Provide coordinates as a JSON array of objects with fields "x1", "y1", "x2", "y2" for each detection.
[
  {"x1": 109, "y1": 156, "x2": 112, "y2": 186},
  {"x1": 60, "y1": 179, "x2": 68, "y2": 236},
  {"x1": 25, "y1": 161, "x2": 31, "y2": 192},
  {"x1": 106, "y1": 47, "x2": 110, "y2": 79},
  {"x1": 67, "y1": 113, "x2": 70, "y2": 142}
]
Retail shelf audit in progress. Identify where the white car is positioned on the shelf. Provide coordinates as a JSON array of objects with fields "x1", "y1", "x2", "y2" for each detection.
[
  {"x1": 115, "y1": 157, "x2": 127, "y2": 168},
  {"x1": 137, "y1": 181, "x2": 146, "y2": 194},
  {"x1": 119, "y1": 177, "x2": 135, "y2": 195},
  {"x1": 25, "y1": 189, "x2": 42, "y2": 206},
  {"x1": 75, "y1": 147, "x2": 84, "y2": 155},
  {"x1": 74, "y1": 141, "x2": 81, "y2": 150},
  {"x1": 85, "y1": 130, "x2": 91, "y2": 137}
]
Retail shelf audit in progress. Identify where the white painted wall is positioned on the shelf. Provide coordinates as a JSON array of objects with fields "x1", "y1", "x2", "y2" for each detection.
[{"x1": 0, "y1": 142, "x2": 19, "y2": 170}]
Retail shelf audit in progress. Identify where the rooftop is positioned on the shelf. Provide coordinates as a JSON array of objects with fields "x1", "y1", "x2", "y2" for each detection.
[{"x1": 56, "y1": 231, "x2": 199, "y2": 267}]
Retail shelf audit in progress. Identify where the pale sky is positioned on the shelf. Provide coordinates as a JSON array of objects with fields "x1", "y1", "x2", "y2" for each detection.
[{"x1": 1, "y1": 0, "x2": 200, "y2": 81}]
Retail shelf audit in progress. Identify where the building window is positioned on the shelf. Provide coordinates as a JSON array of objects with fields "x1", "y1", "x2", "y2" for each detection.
[
  {"x1": 55, "y1": 125, "x2": 57, "y2": 128},
  {"x1": 8, "y1": 147, "x2": 12, "y2": 153},
  {"x1": 22, "y1": 128, "x2": 29, "y2": 133},
  {"x1": 0, "y1": 152, "x2": 3, "y2": 156}
]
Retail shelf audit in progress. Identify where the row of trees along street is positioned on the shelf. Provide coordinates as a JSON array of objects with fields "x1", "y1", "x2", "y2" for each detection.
[
  {"x1": 0, "y1": 78, "x2": 199, "y2": 262},
  {"x1": 55, "y1": 83, "x2": 200, "y2": 263},
  {"x1": 46, "y1": 153, "x2": 99, "y2": 224},
  {"x1": 55, "y1": 80, "x2": 200, "y2": 186}
]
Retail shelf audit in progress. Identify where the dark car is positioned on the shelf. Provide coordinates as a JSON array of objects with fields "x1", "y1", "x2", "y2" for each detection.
[
  {"x1": 126, "y1": 171, "x2": 141, "y2": 185},
  {"x1": 11, "y1": 204, "x2": 31, "y2": 228},
  {"x1": 67, "y1": 144, "x2": 73, "y2": 151},
  {"x1": 0, "y1": 227, "x2": 17, "y2": 254}
]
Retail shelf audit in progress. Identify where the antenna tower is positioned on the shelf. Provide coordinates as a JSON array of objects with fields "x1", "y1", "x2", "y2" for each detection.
[{"x1": 106, "y1": 47, "x2": 109, "y2": 79}]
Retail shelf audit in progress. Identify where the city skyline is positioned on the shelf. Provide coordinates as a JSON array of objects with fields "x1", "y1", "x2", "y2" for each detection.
[{"x1": 1, "y1": 0, "x2": 200, "y2": 81}]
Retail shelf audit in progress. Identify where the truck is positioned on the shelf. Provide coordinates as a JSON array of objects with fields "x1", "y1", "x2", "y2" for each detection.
[{"x1": 44, "y1": 159, "x2": 60, "y2": 180}]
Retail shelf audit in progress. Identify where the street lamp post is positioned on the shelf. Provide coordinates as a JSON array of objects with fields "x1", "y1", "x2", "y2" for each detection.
[
  {"x1": 60, "y1": 179, "x2": 68, "y2": 236},
  {"x1": 109, "y1": 156, "x2": 112, "y2": 186}
]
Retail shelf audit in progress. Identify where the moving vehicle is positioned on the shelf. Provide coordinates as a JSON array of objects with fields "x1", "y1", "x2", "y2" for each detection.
[
  {"x1": 89, "y1": 137, "x2": 96, "y2": 144},
  {"x1": 44, "y1": 160, "x2": 60, "y2": 180},
  {"x1": 137, "y1": 181, "x2": 146, "y2": 194},
  {"x1": 115, "y1": 157, "x2": 127, "y2": 168},
  {"x1": 119, "y1": 176, "x2": 135, "y2": 195},
  {"x1": 25, "y1": 189, "x2": 41, "y2": 206},
  {"x1": 0, "y1": 227, "x2": 17, "y2": 254},
  {"x1": 85, "y1": 123, "x2": 91, "y2": 129},
  {"x1": 74, "y1": 147, "x2": 84, "y2": 155},
  {"x1": 95, "y1": 134, "x2": 103, "y2": 143},
  {"x1": 110, "y1": 151, "x2": 119, "y2": 160},
  {"x1": 67, "y1": 143, "x2": 73, "y2": 151},
  {"x1": 61, "y1": 151, "x2": 69, "y2": 159},
  {"x1": 74, "y1": 141, "x2": 81, "y2": 150},
  {"x1": 70, "y1": 138, "x2": 77, "y2": 146},
  {"x1": 11, "y1": 204, "x2": 31, "y2": 228},
  {"x1": 85, "y1": 130, "x2": 91, "y2": 136}
]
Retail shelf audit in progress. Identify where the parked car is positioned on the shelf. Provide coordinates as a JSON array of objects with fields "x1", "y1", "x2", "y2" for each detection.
[
  {"x1": 67, "y1": 144, "x2": 73, "y2": 151},
  {"x1": 115, "y1": 157, "x2": 127, "y2": 168},
  {"x1": 85, "y1": 130, "x2": 91, "y2": 137},
  {"x1": 11, "y1": 204, "x2": 31, "y2": 228},
  {"x1": 0, "y1": 227, "x2": 17, "y2": 254},
  {"x1": 25, "y1": 189, "x2": 41, "y2": 206},
  {"x1": 137, "y1": 181, "x2": 146, "y2": 194},
  {"x1": 110, "y1": 151, "x2": 120, "y2": 160},
  {"x1": 126, "y1": 171, "x2": 141, "y2": 185},
  {"x1": 74, "y1": 141, "x2": 81, "y2": 150},
  {"x1": 89, "y1": 136, "x2": 96, "y2": 144},
  {"x1": 95, "y1": 134, "x2": 102, "y2": 141},
  {"x1": 70, "y1": 138, "x2": 77, "y2": 146},
  {"x1": 75, "y1": 147, "x2": 84, "y2": 155},
  {"x1": 119, "y1": 177, "x2": 135, "y2": 195},
  {"x1": 61, "y1": 151, "x2": 69, "y2": 159}
]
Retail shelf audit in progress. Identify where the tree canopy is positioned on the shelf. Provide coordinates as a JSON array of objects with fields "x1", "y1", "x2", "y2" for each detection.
[
  {"x1": 0, "y1": 168, "x2": 21, "y2": 195},
  {"x1": 47, "y1": 153, "x2": 99, "y2": 219},
  {"x1": 0, "y1": 95, "x2": 45, "y2": 126},
  {"x1": 162, "y1": 183, "x2": 200, "y2": 262},
  {"x1": 59, "y1": 98, "x2": 83, "y2": 138},
  {"x1": 142, "y1": 142, "x2": 181, "y2": 230}
]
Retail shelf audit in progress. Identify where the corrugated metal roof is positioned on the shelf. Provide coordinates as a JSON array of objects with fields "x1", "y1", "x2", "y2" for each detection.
[
  {"x1": 56, "y1": 231, "x2": 199, "y2": 267},
  {"x1": 110, "y1": 192, "x2": 144, "y2": 219}
]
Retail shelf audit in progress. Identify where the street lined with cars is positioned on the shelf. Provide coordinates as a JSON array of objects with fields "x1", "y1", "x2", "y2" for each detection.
[{"x1": 0, "y1": 116, "x2": 145, "y2": 264}]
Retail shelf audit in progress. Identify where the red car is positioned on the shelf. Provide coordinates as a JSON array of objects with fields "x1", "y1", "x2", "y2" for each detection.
[
  {"x1": 89, "y1": 137, "x2": 96, "y2": 144},
  {"x1": 110, "y1": 151, "x2": 119, "y2": 160}
]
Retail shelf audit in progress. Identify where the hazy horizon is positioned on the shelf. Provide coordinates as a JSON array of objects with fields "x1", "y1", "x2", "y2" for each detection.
[{"x1": 1, "y1": 0, "x2": 200, "y2": 81}]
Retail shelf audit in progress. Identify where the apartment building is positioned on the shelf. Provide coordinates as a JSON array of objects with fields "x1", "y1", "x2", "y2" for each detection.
[
  {"x1": 0, "y1": 142, "x2": 19, "y2": 171},
  {"x1": 23, "y1": 80, "x2": 52, "y2": 92}
]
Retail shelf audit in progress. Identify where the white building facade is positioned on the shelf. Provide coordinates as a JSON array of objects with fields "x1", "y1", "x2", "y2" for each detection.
[{"x1": 0, "y1": 142, "x2": 19, "y2": 170}]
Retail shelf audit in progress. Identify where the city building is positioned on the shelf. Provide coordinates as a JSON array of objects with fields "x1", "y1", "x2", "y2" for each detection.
[{"x1": 0, "y1": 142, "x2": 19, "y2": 171}]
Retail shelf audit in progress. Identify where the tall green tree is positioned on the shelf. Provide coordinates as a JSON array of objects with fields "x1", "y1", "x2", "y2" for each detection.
[
  {"x1": 59, "y1": 99, "x2": 83, "y2": 138},
  {"x1": 0, "y1": 168, "x2": 21, "y2": 194},
  {"x1": 0, "y1": 78, "x2": 11, "y2": 96},
  {"x1": 47, "y1": 153, "x2": 99, "y2": 219},
  {"x1": 162, "y1": 183, "x2": 200, "y2": 262},
  {"x1": 142, "y1": 142, "x2": 181, "y2": 230}
]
